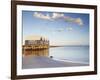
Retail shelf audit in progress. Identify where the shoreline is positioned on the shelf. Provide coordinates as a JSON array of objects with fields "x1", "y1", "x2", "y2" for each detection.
[
  {"x1": 22, "y1": 56, "x2": 89, "y2": 69},
  {"x1": 53, "y1": 58, "x2": 89, "y2": 65}
]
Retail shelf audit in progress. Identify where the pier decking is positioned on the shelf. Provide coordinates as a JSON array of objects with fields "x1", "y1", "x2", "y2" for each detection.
[{"x1": 23, "y1": 44, "x2": 49, "y2": 50}]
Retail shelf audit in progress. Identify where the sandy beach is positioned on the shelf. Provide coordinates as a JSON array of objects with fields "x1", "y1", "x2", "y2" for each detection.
[{"x1": 22, "y1": 56, "x2": 89, "y2": 69}]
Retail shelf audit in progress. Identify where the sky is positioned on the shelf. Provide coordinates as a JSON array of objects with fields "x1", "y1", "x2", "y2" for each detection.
[{"x1": 22, "y1": 11, "x2": 89, "y2": 46}]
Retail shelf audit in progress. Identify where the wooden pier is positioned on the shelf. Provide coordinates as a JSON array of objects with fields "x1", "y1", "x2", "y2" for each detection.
[
  {"x1": 23, "y1": 44, "x2": 49, "y2": 50},
  {"x1": 23, "y1": 37, "x2": 49, "y2": 50}
]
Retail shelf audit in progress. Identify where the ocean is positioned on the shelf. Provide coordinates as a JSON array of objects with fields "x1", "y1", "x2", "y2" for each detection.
[
  {"x1": 49, "y1": 46, "x2": 89, "y2": 64},
  {"x1": 22, "y1": 46, "x2": 89, "y2": 69}
]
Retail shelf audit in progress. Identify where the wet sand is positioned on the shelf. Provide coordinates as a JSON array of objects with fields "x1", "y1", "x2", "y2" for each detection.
[{"x1": 22, "y1": 56, "x2": 89, "y2": 69}]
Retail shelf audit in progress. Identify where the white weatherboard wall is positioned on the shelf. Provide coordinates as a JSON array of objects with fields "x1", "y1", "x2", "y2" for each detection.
[{"x1": 0, "y1": 0, "x2": 100, "y2": 80}]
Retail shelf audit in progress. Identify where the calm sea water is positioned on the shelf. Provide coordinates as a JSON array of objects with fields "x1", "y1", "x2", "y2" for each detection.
[
  {"x1": 49, "y1": 46, "x2": 89, "y2": 64},
  {"x1": 23, "y1": 46, "x2": 89, "y2": 64}
]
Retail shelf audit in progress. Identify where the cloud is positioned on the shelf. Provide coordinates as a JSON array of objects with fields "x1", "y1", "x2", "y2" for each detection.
[
  {"x1": 52, "y1": 13, "x2": 64, "y2": 19},
  {"x1": 64, "y1": 17, "x2": 83, "y2": 26},
  {"x1": 56, "y1": 27, "x2": 73, "y2": 32},
  {"x1": 66, "y1": 27, "x2": 73, "y2": 31},
  {"x1": 33, "y1": 12, "x2": 52, "y2": 20},
  {"x1": 74, "y1": 18, "x2": 83, "y2": 26},
  {"x1": 33, "y1": 12, "x2": 64, "y2": 20},
  {"x1": 56, "y1": 28, "x2": 64, "y2": 32},
  {"x1": 64, "y1": 16, "x2": 74, "y2": 22},
  {"x1": 33, "y1": 12, "x2": 83, "y2": 26}
]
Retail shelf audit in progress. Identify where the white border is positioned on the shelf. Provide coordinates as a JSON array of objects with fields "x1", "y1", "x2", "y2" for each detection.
[{"x1": 17, "y1": 5, "x2": 94, "y2": 75}]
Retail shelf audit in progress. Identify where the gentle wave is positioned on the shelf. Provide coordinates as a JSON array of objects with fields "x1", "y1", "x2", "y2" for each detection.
[{"x1": 53, "y1": 58, "x2": 89, "y2": 65}]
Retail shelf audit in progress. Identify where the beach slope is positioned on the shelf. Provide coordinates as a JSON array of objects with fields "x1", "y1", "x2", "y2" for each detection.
[{"x1": 22, "y1": 56, "x2": 88, "y2": 69}]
